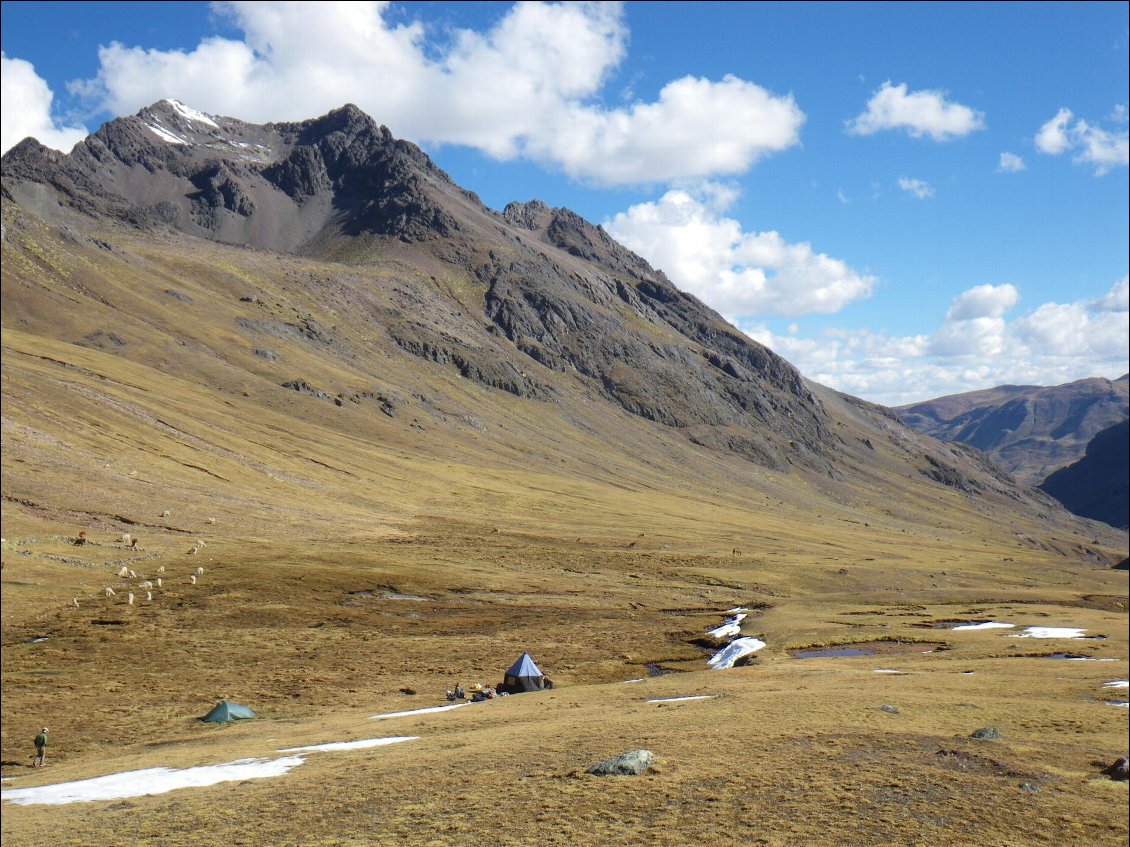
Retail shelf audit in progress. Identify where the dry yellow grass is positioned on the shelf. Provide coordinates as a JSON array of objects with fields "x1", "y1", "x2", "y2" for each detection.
[{"x1": 1, "y1": 202, "x2": 1127, "y2": 846}]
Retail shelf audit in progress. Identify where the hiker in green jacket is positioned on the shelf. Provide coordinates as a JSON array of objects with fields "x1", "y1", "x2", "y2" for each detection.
[{"x1": 33, "y1": 727, "x2": 47, "y2": 767}]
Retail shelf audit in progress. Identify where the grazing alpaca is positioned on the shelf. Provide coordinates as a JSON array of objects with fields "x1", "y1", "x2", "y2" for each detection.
[
  {"x1": 195, "y1": 566, "x2": 204, "y2": 576},
  {"x1": 128, "y1": 569, "x2": 137, "y2": 579},
  {"x1": 126, "y1": 593, "x2": 134, "y2": 606},
  {"x1": 206, "y1": 517, "x2": 216, "y2": 525},
  {"x1": 156, "y1": 578, "x2": 162, "y2": 588},
  {"x1": 189, "y1": 574, "x2": 197, "y2": 585},
  {"x1": 104, "y1": 587, "x2": 116, "y2": 597},
  {"x1": 732, "y1": 548, "x2": 743, "y2": 556},
  {"x1": 145, "y1": 591, "x2": 153, "y2": 602},
  {"x1": 156, "y1": 566, "x2": 164, "y2": 574},
  {"x1": 121, "y1": 533, "x2": 132, "y2": 546},
  {"x1": 71, "y1": 597, "x2": 80, "y2": 609},
  {"x1": 73, "y1": 531, "x2": 87, "y2": 546},
  {"x1": 161, "y1": 510, "x2": 171, "y2": 518},
  {"x1": 118, "y1": 566, "x2": 130, "y2": 578}
]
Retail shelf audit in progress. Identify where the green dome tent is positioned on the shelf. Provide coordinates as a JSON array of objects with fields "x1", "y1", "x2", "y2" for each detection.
[{"x1": 201, "y1": 700, "x2": 256, "y2": 723}]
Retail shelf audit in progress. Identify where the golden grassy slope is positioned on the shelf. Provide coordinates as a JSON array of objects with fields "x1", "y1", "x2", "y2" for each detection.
[{"x1": 1, "y1": 203, "x2": 1127, "y2": 846}]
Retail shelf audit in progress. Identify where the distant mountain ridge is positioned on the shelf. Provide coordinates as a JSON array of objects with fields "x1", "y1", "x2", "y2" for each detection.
[{"x1": 895, "y1": 375, "x2": 1130, "y2": 485}]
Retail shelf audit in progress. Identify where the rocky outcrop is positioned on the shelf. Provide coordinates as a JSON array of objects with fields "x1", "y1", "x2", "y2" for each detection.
[{"x1": 586, "y1": 750, "x2": 655, "y2": 776}]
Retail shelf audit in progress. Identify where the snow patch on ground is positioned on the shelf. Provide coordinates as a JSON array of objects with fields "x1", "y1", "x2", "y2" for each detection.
[
  {"x1": 0, "y1": 756, "x2": 304, "y2": 806},
  {"x1": 278, "y1": 737, "x2": 417, "y2": 753},
  {"x1": 1106, "y1": 701, "x2": 1129, "y2": 708},
  {"x1": 952, "y1": 622, "x2": 1015, "y2": 631},
  {"x1": 1008, "y1": 627, "x2": 1086, "y2": 639},
  {"x1": 873, "y1": 669, "x2": 905, "y2": 674},
  {"x1": 1103, "y1": 680, "x2": 1129, "y2": 689},
  {"x1": 708, "y1": 637, "x2": 766, "y2": 670},
  {"x1": 369, "y1": 703, "x2": 468, "y2": 720},
  {"x1": 645, "y1": 695, "x2": 715, "y2": 703},
  {"x1": 706, "y1": 617, "x2": 744, "y2": 640}
]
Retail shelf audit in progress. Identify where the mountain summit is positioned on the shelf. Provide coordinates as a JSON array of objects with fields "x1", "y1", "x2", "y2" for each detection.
[
  {"x1": 0, "y1": 101, "x2": 1117, "y2": 542},
  {"x1": 2, "y1": 100, "x2": 841, "y2": 472}
]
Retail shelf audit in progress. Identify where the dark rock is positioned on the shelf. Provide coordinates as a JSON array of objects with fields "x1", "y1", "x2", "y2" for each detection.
[
  {"x1": 1101, "y1": 756, "x2": 1129, "y2": 780},
  {"x1": 880, "y1": 704, "x2": 900, "y2": 715},
  {"x1": 971, "y1": 726, "x2": 1003, "y2": 740},
  {"x1": 586, "y1": 749, "x2": 654, "y2": 777},
  {"x1": 1019, "y1": 782, "x2": 1041, "y2": 793},
  {"x1": 164, "y1": 289, "x2": 192, "y2": 303}
]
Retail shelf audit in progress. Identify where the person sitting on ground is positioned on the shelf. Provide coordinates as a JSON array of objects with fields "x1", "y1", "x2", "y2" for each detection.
[
  {"x1": 454, "y1": 683, "x2": 465, "y2": 700},
  {"x1": 33, "y1": 727, "x2": 47, "y2": 767}
]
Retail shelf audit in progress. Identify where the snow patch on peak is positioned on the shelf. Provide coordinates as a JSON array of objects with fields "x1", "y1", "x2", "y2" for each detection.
[
  {"x1": 146, "y1": 123, "x2": 187, "y2": 145},
  {"x1": 163, "y1": 99, "x2": 219, "y2": 128}
]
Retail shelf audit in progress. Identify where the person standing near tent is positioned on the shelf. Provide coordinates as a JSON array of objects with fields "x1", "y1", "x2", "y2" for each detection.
[{"x1": 33, "y1": 727, "x2": 48, "y2": 767}]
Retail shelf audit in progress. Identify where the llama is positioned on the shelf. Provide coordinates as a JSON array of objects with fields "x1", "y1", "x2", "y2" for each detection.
[
  {"x1": 206, "y1": 517, "x2": 216, "y2": 525},
  {"x1": 161, "y1": 510, "x2": 171, "y2": 518},
  {"x1": 71, "y1": 598, "x2": 80, "y2": 609},
  {"x1": 189, "y1": 574, "x2": 197, "y2": 585},
  {"x1": 195, "y1": 566, "x2": 204, "y2": 576},
  {"x1": 126, "y1": 593, "x2": 134, "y2": 606},
  {"x1": 118, "y1": 566, "x2": 130, "y2": 578},
  {"x1": 104, "y1": 587, "x2": 116, "y2": 597},
  {"x1": 121, "y1": 533, "x2": 132, "y2": 547},
  {"x1": 187, "y1": 545, "x2": 198, "y2": 556}
]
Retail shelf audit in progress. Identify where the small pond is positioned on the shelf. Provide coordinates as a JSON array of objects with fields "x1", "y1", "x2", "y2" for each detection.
[{"x1": 791, "y1": 641, "x2": 944, "y2": 659}]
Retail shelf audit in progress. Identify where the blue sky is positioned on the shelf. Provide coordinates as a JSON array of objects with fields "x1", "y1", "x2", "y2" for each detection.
[{"x1": 2, "y1": 1, "x2": 1127, "y2": 405}]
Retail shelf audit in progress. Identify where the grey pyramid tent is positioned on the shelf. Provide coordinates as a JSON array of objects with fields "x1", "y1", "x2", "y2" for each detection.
[
  {"x1": 201, "y1": 700, "x2": 256, "y2": 723},
  {"x1": 499, "y1": 652, "x2": 549, "y2": 694}
]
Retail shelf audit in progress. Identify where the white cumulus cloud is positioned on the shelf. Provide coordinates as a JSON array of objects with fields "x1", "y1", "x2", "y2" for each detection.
[
  {"x1": 604, "y1": 185, "x2": 876, "y2": 319},
  {"x1": 846, "y1": 81, "x2": 985, "y2": 141},
  {"x1": 65, "y1": 1, "x2": 803, "y2": 187},
  {"x1": 997, "y1": 152, "x2": 1026, "y2": 173},
  {"x1": 743, "y1": 277, "x2": 1129, "y2": 406},
  {"x1": 897, "y1": 177, "x2": 935, "y2": 199},
  {"x1": 1034, "y1": 107, "x2": 1129, "y2": 175},
  {"x1": 1, "y1": 53, "x2": 89, "y2": 154}
]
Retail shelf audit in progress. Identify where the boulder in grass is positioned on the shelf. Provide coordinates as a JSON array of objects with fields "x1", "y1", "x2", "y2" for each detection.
[
  {"x1": 971, "y1": 726, "x2": 1003, "y2": 740},
  {"x1": 587, "y1": 750, "x2": 654, "y2": 776},
  {"x1": 1101, "y1": 756, "x2": 1129, "y2": 781}
]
